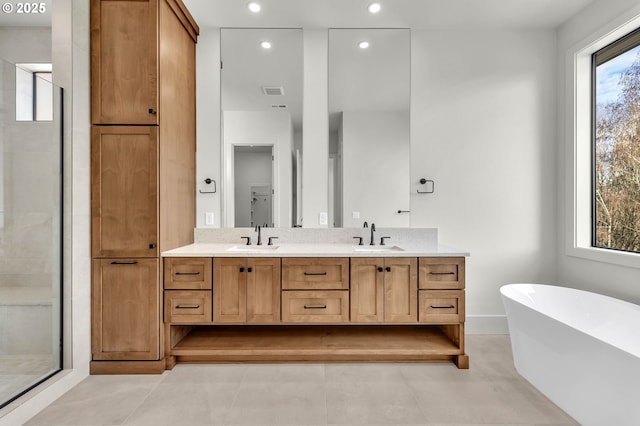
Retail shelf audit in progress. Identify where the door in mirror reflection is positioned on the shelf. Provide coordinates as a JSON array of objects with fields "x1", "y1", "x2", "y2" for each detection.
[
  {"x1": 329, "y1": 29, "x2": 411, "y2": 228},
  {"x1": 221, "y1": 28, "x2": 303, "y2": 228},
  {"x1": 234, "y1": 145, "x2": 273, "y2": 227}
]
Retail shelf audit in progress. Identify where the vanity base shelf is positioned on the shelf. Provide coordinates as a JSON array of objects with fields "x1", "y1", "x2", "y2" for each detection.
[{"x1": 168, "y1": 325, "x2": 468, "y2": 368}]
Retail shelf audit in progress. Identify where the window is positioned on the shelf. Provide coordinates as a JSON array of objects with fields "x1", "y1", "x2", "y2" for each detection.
[
  {"x1": 15, "y1": 63, "x2": 53, "y2": 121},
  {"x1": 593, "y1": 30, "x2": 640, "y2": 254}
]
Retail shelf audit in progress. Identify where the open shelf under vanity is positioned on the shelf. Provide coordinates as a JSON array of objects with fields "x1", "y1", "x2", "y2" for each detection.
[{"x1": 166, "y1": 324, "x2": 468, "y2": 367}]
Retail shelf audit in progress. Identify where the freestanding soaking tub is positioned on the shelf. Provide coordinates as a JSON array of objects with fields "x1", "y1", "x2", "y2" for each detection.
[{"x1": 500, "y1": 283, "x2": 640, "y2": 426}]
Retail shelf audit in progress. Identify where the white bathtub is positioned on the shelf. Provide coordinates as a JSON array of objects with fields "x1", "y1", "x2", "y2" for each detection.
[{"x1": 500, "y1": 283, "x2": 640, "y2": 426}]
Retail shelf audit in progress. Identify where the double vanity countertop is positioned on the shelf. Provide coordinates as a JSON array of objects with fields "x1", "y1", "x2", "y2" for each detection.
[
  {"x1": 163, "y1": 227, "x2": 469, "y2": 258},
  {"x1": 162, "y1": 242, "x2": 469, "y2": 258}
]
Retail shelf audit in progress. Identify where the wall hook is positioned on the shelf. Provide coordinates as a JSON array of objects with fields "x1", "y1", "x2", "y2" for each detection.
[
  {"x1": 199, "y1": 178, "x2": 217, "y2": 194},
  {"x1": 417, "y1": 178, "x2": 434, "y2": 194}
]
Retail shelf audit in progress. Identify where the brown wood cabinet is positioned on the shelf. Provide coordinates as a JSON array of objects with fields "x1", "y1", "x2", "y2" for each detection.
[
  {"x1": 418, "y1": 257, "x2": 466, "y2": 328},
  {"x1": 91, "y1": 126, "x2": 158, "y2": 258},
  {"x1": 282, "y1": 258, "x2": 349, "y2": 290},
  {"x1": 164, "y1": 255, "x2": 468, "y2": 369},
  {"x1": 350, "y1": 258, "x2": 384, "y2": 322},
  {"x1": 91, "y1": 0, "x2": 158, "y2": 125},
  {"x1": 90, "y1": 0, "x2": 198, "y2": 373},
  {"x1": 351, "y1": 257, "x2": 417, "y2": 323},
  {"x1": 282, "y1": 290, "x2": 349, "y2": 323},
  {"x1": 419, "y1": 257, "x2": 465, "y2": 290},
  {"x1": 213, "y1": 258, "x2": 281, "y2": 324},
  {"x1": 92, "y1": 259, "x2": 159, "y2": 360},
  {"x1": 164, "y1": 257, "x2": 212, "y2": 290}
]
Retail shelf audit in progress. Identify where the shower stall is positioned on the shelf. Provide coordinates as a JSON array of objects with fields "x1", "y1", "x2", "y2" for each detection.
[{"x1": 0, "y1": 58, "x2": 63, "y2": 409}]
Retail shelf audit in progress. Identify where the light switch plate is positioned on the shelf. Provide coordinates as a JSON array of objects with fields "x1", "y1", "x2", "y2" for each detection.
[
  {"x1": 352, "y1": 211, "x2": 360, "y2": 219},
  {"x1": 319, "y1": 212, "x2": 328, "y2": 225}
]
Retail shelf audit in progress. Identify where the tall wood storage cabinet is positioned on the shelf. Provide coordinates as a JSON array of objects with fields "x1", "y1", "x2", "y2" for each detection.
[{"x1": 90, "y1": 0, "x2": 198, "y2": 374}]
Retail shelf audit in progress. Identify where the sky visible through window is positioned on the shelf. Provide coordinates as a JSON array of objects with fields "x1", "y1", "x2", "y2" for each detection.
[{"x1": 596, "y1": 45, "x2": 640, "y2": 105}]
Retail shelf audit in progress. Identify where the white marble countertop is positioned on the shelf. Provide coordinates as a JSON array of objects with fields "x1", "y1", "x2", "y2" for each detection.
[{"x1": 161, "y1": 243, "x2": 469, "y2": 258}]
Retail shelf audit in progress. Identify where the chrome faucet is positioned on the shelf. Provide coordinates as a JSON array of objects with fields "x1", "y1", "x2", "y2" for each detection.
[
  {"x1": 370, "y1": 223, "x2": 376, "y2": 245},
  {"x1": 255, "y1": 225, "x2": 262, "y2": 245}
]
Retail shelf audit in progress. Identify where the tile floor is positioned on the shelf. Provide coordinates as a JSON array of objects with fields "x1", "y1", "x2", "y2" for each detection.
[
  {"x1": 24, "y1": 335, "x2": 578, "y2": 425},
  {"x1": 0, "y1": 355, "x2": 56, "y2": 406}
]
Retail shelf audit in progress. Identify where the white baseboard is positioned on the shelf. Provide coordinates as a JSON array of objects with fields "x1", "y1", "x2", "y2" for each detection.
[{"x1": 465, "y1": 315, "x2": 509, "y2": 334}]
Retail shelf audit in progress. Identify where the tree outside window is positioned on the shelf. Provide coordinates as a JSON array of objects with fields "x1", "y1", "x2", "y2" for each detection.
[{"x1": 594, "y1": 36, "x2": 640, "y2": 253}]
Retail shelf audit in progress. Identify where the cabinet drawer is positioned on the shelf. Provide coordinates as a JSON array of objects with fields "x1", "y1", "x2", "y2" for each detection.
[
  {"x1": 165, "y1": 290, "x2": 212, "y2": 324},
  {"x1": 282, "y1": 258, "x2": 349, "y2": 290},
  {"x1": 282, "y1": 290, "x2": 349, "y2": 323},
  {"x1": 419, "y1": 257, "x2": 465, "y2": 289},
  {"x1": 418, "y1": 290, "x2": 464, "y2": 324},
  {"x1": 164, "y1": 258, "x2": 212, "y2": 290}
]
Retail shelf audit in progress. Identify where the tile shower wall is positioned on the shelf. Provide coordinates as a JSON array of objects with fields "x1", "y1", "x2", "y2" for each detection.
[{"x1": 0, "y1": 28, "x2": 57, "y2": 356}]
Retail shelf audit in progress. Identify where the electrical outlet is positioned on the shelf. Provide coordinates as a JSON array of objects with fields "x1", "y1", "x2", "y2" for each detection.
[
  {"x1": 205, "y1": 212, "x2": 214, "y2": 226},
  {"x1": 319, "y1": 212, "x2": 328, "y2": 226}
]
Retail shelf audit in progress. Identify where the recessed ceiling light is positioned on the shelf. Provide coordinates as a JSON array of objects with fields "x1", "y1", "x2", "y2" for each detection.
[
  {"x1": 247, "y1": 2, "x2": 261, "y2": 13},
  {"x1": 358, "y1": 41, "x2": 370, "y2": 49},
  {"x1": 261, "y1": 41, "x2": 272, "y2": 49},
  {"x1": 368, "y1": 3, "x2": 381, "y2": 14}
]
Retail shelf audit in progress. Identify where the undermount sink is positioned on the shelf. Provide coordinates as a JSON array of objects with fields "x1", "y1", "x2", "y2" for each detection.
[
  {"x1": 351, "y1": 245, "x2": 404, "y2": 252},
  {"x1": 227, "y1": 245, "x2": 280, "y2": 252}
]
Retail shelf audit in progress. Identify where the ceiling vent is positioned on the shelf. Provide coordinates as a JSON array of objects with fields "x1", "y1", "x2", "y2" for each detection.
[
  {"x1": 262, "y1": 86, "x2": 284, "y2": 96},
  {"x1": 271, "y1": 104, "x2": 288, "y2": 109}
]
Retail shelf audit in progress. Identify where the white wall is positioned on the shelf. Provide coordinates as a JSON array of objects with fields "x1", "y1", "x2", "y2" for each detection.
[
  {"x1": 341, "y1": 110, "x2": 410, "y2": 228},
  {"x1": 302, "y1": 29, "x2": 329, "y2": 227},
  {"x1": 410, "y1": 29, "x2": 558, "y2": 331},
  {"x1": 557, "y1": 0, "x2": 640, "y2": 304},
  {"x1": 223, "y1": 110, "x2": 292, "y2": 227},
  {"x1": 195, "y1": 27, "x2": 221, "y2": 228}
]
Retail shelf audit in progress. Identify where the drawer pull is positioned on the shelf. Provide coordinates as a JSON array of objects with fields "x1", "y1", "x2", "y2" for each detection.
[
  {"x1": 176, "y1": 304, "x2": 200, "y2": 309},
  {"x1": 430, "y1": 305, "x2": 455, "y2": 309},
  {"x1": 110, "y1": 261, "x2": 137, "y2": 265},
  {"x1": 430, "y1": 271, "x2": 455, "y2": 275},
  {"x1": 304, "y1": 272, "x2": 327, "y2": 276},
  {"x1": 303, "y1": 304, "x2": 327, "y2": 309},
  {"x1": 175, "y1": 271, "x2": 200, "y2": 276}
]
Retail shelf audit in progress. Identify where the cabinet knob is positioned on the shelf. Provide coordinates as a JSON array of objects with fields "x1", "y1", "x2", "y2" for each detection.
[
  {"x1": 248, "y1": 267, "x2": 253, "y2": 273},
  {"x1": 148, "y1": 108, "x2": 156, "y2": 114},
  {"x1": 386, "y1": 267, "x2": 391, "y2": 272},
  {"x1": 377, "y1": 267, "x2": 383, "y2": 272},
  {"x1": 240, "y1": 267, "x2": 244, "y2": 272},
  {"x1": 149, "y1": 243, "x2": 156, "y2": 249}
]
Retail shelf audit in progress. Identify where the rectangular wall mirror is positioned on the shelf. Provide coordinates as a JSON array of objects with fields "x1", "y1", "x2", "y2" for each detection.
[
  {"x1": 329, "y1": 28, "x2": 411, "y2": 228},
  {"x1": 221, "y1": 28, "x2": 303, "y2": 228}
]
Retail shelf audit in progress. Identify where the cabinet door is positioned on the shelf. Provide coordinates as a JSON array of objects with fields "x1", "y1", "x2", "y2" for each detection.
[
  {"x1": 350, "y1": 258, "x2": 384, "y2": 323},
  {"x1": 384, "y1": 257, "x2": 418, "y2": 323},
  {"x1": 247, "y1": 258, "x2": 281, "y2": 323},
  {"x1": 213, "y1": 258, "x2": 247, "y2": 323},
  {"x1": 91, "y1": 0, "x2": 158, "y2": 124},
  {"x1": 92, "y1": 258, "x2": 159, "y2": 360},
  {"x1": 92, "y1": 126, "x2": 158, "y2": 257}
]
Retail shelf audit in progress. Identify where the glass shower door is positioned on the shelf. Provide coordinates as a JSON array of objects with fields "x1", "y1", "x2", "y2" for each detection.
[{"x1": 0, "y1": 59, "x2": 63, "y2": 409}]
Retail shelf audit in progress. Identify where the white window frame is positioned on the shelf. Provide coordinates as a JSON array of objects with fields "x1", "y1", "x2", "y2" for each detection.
[{"x1": 566, "y1": 9, "x2": 640, "y2": 269}]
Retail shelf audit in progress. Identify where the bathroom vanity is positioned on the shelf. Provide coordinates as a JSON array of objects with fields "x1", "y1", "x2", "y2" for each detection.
[{"x1": 161, "y1": 229, "x2": 469, "y2": 369}]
